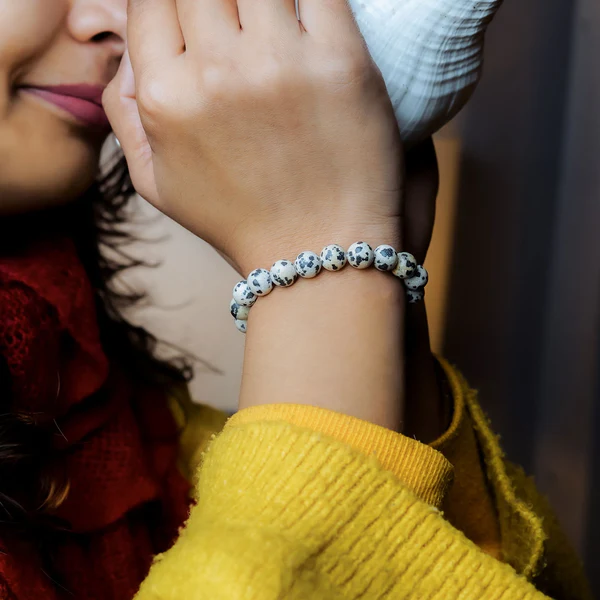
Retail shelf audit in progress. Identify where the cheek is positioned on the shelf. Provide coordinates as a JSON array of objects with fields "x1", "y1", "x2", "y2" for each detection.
[
  {"x1": 0, "y1": 0, "x2": 97, "y2": 215},
  {"x1": 0, "y1": 0, "x2": 66, "y2": 68}
]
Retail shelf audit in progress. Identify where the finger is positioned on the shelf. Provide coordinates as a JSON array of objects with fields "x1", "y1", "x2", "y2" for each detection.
[
  {"x1": 176, "y1": 0, "x2": 241, "y2": 52},
  {"x1": 403, "y1": 138, "x2": 439, "y2": 264},
  {"x1": 103, "y1": 52, "x2": 159, "y2": 204},
  {"x1": 299, "y1": 0, "x2": 358, "y2": 39},
  {"x1": 237, "y1": 0, "x2": 301, "y2": 34},
  {"x1": 127, "y1": 0, "x2": 184, "y2": 75}
]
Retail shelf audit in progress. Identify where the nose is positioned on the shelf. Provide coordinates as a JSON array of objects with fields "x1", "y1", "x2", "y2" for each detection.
[{"x1": 67, "y1": 0, "x2": 127, "y2": 56}]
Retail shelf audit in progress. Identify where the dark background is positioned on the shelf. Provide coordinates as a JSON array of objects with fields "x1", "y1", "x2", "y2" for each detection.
[{"x1": 443, "y1": 0, "x2": 599, "y2": 593}]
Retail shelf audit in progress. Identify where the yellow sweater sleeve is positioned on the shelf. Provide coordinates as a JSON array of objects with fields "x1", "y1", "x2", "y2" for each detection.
[
  {"x1": 225, "y1": 366, "x2": 503, "y2": 559},
  {"x1": 228, "y1": 403, "x2": 453, "y2": 508},
  {"x1": 165, "y1": 361, "x2": 590, "y2": 600},
  {"x1": 225, "y1": 362, "x2": 590, "y2": 599},
  {"x1": 136, "y1": 416, "x2": 549, "y2": 599}
]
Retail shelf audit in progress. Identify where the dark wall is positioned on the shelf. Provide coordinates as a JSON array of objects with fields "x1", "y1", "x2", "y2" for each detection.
[
  {"x1": 445, "y1": 1, "x2": 575, "y2": 466},
  {"x1": 442, "y1": 0, "x2": 600, "y2": 593},
  {"x1": 586, "y1": 329, "x2": 600, "y2": 584},
  {"x1": 536, "y1": 0, "x2": 600, "y2": 587}
]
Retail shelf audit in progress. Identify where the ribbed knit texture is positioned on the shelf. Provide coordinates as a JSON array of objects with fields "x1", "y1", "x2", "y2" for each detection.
[
  {"x1": 136, "y1": 419, "x2": 548, "y2": 600},
  {"x1": 229, "y1": 403, "x2": 454, "y2": 508}
]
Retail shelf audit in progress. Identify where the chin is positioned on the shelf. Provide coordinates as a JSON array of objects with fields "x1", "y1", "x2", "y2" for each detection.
[
  {"x1": 0, "y1": 100, "x2": 108, "y2": 216},
  {"x1": 0, "y1": 169, "x2": 98, "y2": 217},
  {"x1": 0, "y1": 147, "x2": 102, "y2": 217}
]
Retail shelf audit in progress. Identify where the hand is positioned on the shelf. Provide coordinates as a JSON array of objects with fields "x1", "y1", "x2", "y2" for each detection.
[{"x1": 104, "y1": 0, "x2": 403, "y2": 275}]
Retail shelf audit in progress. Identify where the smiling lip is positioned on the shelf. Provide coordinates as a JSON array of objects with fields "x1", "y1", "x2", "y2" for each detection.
[{"x1": 21, "y1": 84, "x2": 110, "y2": 129}]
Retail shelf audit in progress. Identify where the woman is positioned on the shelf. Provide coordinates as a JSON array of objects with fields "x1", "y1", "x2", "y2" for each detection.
[{"x1": 0, "y1": 0, "x2": 591, "y2": 598}]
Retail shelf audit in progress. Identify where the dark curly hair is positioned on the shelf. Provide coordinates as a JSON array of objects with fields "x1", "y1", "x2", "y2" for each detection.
[{"x1": 0, "y1": 151, "x2": 194, "y2": 537}]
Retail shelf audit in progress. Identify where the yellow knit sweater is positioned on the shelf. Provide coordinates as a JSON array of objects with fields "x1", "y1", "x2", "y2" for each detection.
[{"x1": 136, "y1": 359, "x2": 591, "y2": 600}]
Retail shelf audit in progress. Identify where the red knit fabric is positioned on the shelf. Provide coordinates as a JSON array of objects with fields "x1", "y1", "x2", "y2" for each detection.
[{"x1": 0, "y1": 237, "x2": 191, "y2": 599}]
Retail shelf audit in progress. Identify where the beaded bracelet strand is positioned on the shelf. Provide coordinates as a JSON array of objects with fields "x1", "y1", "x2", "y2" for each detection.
[{"x1": 230, "y1": 241, "x2": 428, "y2": 333}]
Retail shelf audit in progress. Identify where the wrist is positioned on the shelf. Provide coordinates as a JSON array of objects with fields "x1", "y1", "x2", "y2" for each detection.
[
  {"x1": 239, "y1": 264, "x2": 406, "y2": 431},
  {"x1": 234, "y1": 218, "x2": 402, "y2": 277}
]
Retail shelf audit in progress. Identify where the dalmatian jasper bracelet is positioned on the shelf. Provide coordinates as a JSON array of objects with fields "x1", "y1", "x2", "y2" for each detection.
[{"x1": 230, "y1": 242, "x2": 428, "y2": 333}]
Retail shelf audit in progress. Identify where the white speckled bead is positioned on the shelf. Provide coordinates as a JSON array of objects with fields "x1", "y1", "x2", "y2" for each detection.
[
  {"x1": 347, "y1": 241, "x2": 374, "y2": 269},
  {"x1": 230, "y1": 299, "x2": 250, "y2": 321},
  {"x1": 406, "y1": 289, "x2": 424, "y2": 304},
  {"x1": 232, "y1": 280, "x2": 257, "y2": 307},
  {"x1": 374, "y1": 245, "x2": 398, "y2": 271},
  {"x1": 294, "y1": 251, "x2": 322, "y2": 279},
  {"x1": 235, "y1": 319, "x2": 247, "y2": 333},
  {"x1": 270, "y1": 260, "x2": 298, "y2": 287},
  {"x1": 393, "y1": 252, "x2": 418, "y2": 279},
  {"x1": 320, "y1": 244, "x2": 347, "y2": 271},
  {"x1": 404, "y1": 265, "x2": 429, "y2": 290},
  {"x1": 247, "y1": 268, "x2": 273, "y2": 296}
]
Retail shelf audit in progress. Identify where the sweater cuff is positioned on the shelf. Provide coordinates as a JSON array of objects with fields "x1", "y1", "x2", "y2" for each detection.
[
  {"x1": 226, "y1": 403, "x2": 453, "y2": 509},
  {"x1": 140, "y1": 420, "x2": 544, "y2": 600}
]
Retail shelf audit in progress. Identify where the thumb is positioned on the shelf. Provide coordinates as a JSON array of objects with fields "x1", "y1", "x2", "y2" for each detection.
[{"x1": 103, "y1": 49, "x2": 159, "y2": 205}]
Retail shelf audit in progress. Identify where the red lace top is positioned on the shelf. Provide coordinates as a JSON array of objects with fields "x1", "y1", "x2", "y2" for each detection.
[{"x1": 0, "y1": 236, "x2": 191, "y2": 599}]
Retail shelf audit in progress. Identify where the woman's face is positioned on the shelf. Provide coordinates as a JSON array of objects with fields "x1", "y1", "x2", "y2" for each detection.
[{"x1": 0, "y1": 0, "x2": 126, "y2": 215}]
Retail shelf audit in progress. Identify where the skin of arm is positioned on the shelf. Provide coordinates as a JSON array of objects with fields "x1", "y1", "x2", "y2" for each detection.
[
  {"x1": 239, "y1": 140, "x2": 448, "y2": 437},
  {"x1": 239, "y1": 225, "x2": 405, "y2": 432}
]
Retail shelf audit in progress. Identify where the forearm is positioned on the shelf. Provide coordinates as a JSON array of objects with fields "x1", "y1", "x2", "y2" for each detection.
[{"x1": 238, "y1": 228, "x2": 405, "y2": 432}]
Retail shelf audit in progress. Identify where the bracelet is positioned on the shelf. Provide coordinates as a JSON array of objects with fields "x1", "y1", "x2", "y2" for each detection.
[{"x1": 230, "y1": 242, "x2": 428, "y2": 333}]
